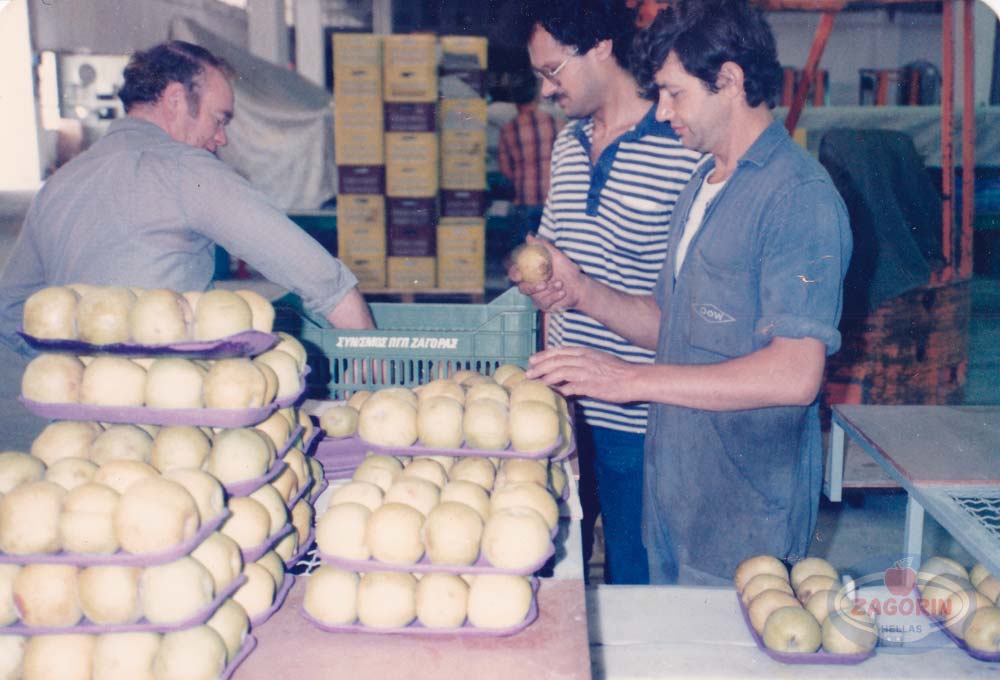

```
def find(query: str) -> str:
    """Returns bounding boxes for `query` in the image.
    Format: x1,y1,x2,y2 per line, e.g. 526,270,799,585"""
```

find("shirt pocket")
684,253,755,359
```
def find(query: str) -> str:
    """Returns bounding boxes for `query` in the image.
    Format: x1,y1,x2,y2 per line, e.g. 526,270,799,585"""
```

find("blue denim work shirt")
643,120,852,584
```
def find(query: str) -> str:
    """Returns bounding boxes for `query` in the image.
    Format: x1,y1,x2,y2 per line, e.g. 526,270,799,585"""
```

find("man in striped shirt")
498,74,561,249
516,0,701,584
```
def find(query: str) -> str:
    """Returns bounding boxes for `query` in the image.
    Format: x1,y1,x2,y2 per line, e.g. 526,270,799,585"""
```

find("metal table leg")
824,421,845,502
904,495,926,566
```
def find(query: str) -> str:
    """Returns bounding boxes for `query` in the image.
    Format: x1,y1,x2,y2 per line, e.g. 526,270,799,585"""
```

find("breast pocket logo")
692,303,735,324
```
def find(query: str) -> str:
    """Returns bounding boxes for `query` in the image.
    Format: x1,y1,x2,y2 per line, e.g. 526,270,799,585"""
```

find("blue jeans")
577,421,649,585
509,204,544,250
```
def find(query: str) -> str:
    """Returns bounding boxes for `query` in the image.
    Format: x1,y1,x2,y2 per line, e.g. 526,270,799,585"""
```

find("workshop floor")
3,191,1000,581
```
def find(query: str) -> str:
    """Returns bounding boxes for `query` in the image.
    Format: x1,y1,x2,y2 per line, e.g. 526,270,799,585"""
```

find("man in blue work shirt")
515,0,852,584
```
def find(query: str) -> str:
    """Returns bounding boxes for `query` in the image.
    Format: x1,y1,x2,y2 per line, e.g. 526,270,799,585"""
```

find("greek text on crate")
335,336,460,350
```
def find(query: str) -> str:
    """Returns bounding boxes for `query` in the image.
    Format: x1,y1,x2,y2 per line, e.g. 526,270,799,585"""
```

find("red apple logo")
885,560,918,596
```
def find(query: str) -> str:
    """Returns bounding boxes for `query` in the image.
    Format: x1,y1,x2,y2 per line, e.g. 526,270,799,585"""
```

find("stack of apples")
917,555,1000,653
734,555,877,656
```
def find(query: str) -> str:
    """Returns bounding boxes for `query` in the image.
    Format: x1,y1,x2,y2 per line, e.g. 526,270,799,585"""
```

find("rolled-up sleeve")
176,150,358,317
754,179,852,355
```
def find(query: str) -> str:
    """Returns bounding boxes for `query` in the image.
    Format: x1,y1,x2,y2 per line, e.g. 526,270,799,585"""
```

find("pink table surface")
232,577,591,680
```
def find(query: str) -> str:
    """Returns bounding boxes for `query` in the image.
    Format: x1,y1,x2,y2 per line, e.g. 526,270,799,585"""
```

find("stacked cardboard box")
384,34,438,289
333,34,387,288
437,36,488,290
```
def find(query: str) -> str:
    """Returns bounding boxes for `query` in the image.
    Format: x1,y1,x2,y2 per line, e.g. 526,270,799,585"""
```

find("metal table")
827,405,1000,574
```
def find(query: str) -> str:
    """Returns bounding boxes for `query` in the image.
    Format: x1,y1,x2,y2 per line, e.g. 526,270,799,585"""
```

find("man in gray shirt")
0,41,373,447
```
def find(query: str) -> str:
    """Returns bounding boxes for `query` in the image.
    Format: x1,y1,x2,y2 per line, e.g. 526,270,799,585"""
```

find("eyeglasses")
533,52,578,84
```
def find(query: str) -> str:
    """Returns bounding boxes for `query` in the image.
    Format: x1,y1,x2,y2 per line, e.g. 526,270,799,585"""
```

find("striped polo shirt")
538,103,702,433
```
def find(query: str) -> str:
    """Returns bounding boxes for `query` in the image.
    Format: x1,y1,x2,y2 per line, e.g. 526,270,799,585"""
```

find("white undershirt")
674,176,727,277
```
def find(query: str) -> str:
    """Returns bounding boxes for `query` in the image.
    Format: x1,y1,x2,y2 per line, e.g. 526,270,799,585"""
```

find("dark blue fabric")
644,121,852,585
509,204,544,250
576,421,649,584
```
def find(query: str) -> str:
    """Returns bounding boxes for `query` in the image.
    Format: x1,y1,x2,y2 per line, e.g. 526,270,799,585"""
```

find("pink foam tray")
286,529,316,568
348,432,569,461
17,328,278,359
274,367,310,409
737,593,875,665
250,573,295,629
241,524,294,564
317,538,555,577
0,510,229,566
0,574,246,635
918,588,1000,662
222,634,258,680
20,397,277,428
299,578,539,637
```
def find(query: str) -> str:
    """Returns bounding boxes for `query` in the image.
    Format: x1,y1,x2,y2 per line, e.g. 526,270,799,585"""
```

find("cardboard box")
439,36,488,69
441,129,486,158
437,253,484,290
440,189,487,218
388,223,436,257
384,35,438,103
344,253,387,289
334,98,384,166
332,33,382,67
437,218,486,258
384,102,436,133
386,132,439,197
388,256,436,289
439,70,486,99
337,165,386,195
387,197,437,230
439,99,487,131
441,154,486,191
333,64,382,99
338,195,386,257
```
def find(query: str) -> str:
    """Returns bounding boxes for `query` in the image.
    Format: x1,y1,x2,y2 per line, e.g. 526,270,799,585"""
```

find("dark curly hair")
119,41,233,114
644,0,783,108
525,0,639,70
630,7,681,100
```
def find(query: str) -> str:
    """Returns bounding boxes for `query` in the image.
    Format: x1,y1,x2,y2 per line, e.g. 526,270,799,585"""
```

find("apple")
790,557,839,591
921,574,974,619
741,573,794,607
796,575,839,604
805,588,852,626
762,606,822,653
970,563,994,590
884,560,918,596
822,608,877,654
977,576,1000,604
734,555,788,593
747,589,801,635
917,556,969,594
963,606,1000,652
942,589,993,639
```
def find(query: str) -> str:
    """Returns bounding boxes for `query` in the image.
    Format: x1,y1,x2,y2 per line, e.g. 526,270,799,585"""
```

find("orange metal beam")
784,11,838,133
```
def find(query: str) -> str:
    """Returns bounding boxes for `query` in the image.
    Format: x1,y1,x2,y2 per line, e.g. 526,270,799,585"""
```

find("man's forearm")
576,277,661,350
325,287,375,329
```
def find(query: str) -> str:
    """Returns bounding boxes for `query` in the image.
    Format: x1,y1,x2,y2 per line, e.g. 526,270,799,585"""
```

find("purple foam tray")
286,529,316,568
224,461,287,498
250,573,295,629
737,593,875,665
0,510,230,566
221,634,258,680
287,477,316,510
317,538,555,577
274,367,310,409
277,425,306,458
299,578,539,637
918,591,1000,662
17,328,278,359
242,524,295,564
309,479,328,504
19,397,276,428
0,573,246,635
302,425,322,455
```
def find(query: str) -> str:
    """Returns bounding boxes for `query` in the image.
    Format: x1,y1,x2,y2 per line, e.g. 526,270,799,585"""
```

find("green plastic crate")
274,288,539,398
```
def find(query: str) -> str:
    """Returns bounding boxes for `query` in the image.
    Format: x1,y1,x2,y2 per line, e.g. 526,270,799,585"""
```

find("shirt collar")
107,116,175,142
737,119,788,169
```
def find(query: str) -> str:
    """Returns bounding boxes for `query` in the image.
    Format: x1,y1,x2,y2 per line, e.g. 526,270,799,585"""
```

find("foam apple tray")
18,327,278,358
300,577,540,638
916,588,1000,662
250,572,297,630
20,366,309,429
736,594,875,665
